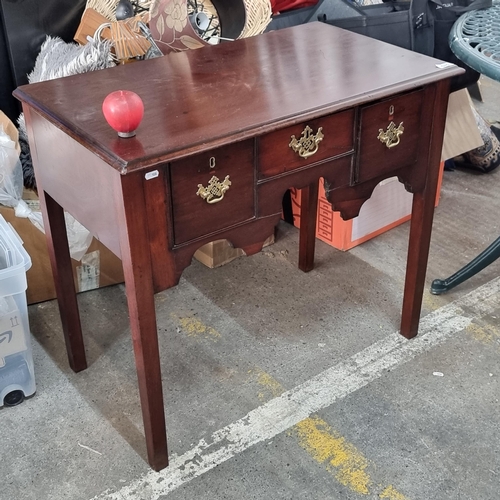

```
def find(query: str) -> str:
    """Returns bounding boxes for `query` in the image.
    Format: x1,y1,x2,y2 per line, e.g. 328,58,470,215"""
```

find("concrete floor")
2,77,500,500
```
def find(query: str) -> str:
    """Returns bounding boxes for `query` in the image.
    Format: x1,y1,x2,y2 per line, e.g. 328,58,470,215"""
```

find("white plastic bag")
0,123,23,205
0,123,92,261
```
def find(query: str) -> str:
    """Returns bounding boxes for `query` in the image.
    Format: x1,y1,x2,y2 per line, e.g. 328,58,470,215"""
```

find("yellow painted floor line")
170,313,221,341
255,368,407,497
293,416,371,495
379,485,409,500
467,321,500,345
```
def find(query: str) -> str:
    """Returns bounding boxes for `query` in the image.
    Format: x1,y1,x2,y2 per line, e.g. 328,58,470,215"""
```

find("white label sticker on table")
145,170,159,180
436,62,455,69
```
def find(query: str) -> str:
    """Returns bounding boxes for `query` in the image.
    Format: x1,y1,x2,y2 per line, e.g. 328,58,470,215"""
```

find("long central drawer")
258,109,355,179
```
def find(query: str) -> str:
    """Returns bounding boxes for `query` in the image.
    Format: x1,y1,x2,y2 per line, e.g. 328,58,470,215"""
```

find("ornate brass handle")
196,175,231,204
289,125,324,159
377,121,404,149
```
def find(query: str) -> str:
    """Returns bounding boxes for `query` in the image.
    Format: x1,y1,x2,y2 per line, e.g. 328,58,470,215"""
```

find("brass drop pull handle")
289,125,324,158
377,121,404,149
196,175,231,204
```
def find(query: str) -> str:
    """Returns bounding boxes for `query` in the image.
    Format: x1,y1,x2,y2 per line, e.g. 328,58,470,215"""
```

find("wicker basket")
239,0,272,38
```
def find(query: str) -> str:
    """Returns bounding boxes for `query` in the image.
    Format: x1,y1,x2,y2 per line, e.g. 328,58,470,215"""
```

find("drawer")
355,90,425,183
258,110,354,179
171,140,255,245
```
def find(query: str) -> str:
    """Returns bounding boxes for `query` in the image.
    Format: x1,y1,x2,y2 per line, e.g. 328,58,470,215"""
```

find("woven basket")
239,0,272,38
86,0,153,21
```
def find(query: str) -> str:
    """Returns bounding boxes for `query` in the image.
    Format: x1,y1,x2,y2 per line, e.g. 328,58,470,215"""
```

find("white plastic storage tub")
0,214,34,407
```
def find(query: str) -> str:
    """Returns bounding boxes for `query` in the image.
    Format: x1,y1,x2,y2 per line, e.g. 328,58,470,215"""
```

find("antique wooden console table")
14,23,462,471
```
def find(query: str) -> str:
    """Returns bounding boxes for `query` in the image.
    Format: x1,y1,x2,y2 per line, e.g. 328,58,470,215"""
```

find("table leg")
400,186,438,339
298,181,319,272
400,79,450,339
118,176,168,471
123,262,169,471
39,191,87,372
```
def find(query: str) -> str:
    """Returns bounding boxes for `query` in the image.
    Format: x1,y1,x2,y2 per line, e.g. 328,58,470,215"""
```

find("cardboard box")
290,162,444,251
0,205,124,304
194,235,275,268
441,88,483,161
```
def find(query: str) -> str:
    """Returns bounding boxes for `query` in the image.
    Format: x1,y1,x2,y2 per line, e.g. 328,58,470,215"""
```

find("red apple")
102,90,144,138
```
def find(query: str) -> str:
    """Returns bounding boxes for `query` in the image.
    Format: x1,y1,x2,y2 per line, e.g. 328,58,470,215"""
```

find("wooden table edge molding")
14,23,463,471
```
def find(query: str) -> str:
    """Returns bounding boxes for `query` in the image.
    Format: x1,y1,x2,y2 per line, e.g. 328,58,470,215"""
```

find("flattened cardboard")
442,89,483,160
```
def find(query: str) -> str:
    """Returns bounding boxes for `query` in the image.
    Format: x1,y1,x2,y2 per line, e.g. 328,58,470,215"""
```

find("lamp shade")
149,0,246,54
102,90,144,138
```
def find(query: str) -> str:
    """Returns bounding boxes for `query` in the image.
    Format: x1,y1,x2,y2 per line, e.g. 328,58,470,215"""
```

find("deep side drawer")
170,140,255,244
